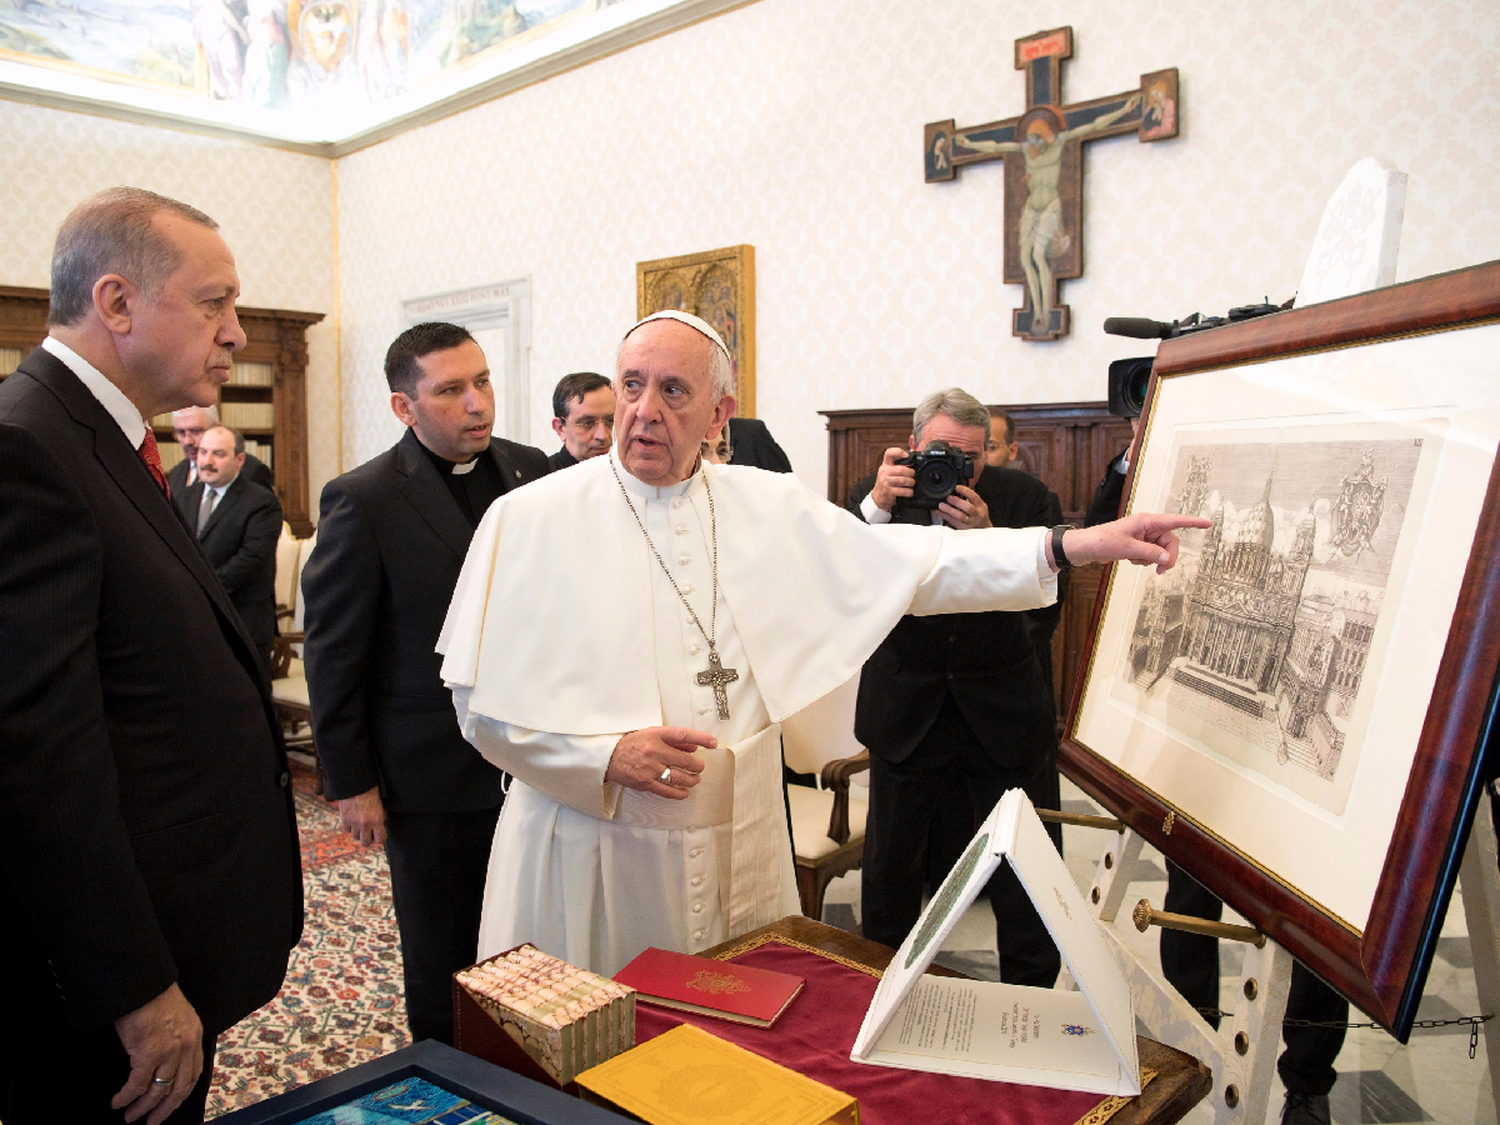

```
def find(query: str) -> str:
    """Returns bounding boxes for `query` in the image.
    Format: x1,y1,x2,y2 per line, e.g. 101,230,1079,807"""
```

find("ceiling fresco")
0,0,724,150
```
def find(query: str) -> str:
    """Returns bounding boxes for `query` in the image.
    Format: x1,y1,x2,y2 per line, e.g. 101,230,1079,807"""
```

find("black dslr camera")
895,441,973,513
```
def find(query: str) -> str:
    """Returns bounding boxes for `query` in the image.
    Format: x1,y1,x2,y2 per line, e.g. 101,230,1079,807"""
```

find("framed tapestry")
636,245,756,416
217,1039,627,1124
1062,261,1500,1039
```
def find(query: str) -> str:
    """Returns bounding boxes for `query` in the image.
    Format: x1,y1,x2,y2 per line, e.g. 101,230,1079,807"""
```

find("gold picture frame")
636,245,755,416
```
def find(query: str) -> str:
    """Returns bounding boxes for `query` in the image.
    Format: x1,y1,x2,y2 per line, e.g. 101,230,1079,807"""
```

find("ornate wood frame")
1061,261,1500,1038
637,244,756,416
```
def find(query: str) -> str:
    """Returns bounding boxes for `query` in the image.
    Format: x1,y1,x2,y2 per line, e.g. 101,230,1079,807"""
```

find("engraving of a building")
1274,593,1376,777
1164,477,1317,715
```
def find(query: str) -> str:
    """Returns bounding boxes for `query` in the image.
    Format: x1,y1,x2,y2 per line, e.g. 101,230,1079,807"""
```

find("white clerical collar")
609,447,702,501
42,336,146,449
451,457,479,475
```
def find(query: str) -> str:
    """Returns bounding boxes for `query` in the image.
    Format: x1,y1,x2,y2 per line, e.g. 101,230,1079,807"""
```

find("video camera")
895,440,974,514
1103,299,1290,418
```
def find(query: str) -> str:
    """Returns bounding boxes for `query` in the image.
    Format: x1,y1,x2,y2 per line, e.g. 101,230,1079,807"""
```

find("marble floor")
821,777,1497,1125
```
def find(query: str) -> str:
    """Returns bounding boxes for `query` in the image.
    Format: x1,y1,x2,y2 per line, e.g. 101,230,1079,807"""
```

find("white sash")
611,723,788,940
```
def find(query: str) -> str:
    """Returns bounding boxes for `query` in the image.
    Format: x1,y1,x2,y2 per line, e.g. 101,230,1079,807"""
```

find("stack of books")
453,944,637,1087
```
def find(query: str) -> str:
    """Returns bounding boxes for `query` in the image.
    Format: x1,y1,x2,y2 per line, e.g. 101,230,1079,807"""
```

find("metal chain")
611,458,719,652
1193,1005,1491,1030
1192,1007,1491,1057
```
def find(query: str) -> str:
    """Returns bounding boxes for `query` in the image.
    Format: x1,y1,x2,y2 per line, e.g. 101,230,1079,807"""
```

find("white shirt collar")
42,336,147,450
609,446,701,502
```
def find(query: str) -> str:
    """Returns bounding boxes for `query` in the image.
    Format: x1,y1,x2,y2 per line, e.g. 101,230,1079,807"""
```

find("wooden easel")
1063,824,1294,1125
1062,808,1500,1125
1060,157,1500,1122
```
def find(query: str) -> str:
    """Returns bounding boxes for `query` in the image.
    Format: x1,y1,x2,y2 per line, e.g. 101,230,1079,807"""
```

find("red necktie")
138,429,171,499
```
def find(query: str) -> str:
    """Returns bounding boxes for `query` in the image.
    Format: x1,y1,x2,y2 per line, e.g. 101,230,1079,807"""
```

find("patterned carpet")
207,760,411,1117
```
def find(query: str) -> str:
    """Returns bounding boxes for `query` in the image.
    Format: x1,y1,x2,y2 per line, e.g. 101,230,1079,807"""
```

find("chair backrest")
1297,156,1406,307
293,527,318,633
781,672,864,778
274,522,301,615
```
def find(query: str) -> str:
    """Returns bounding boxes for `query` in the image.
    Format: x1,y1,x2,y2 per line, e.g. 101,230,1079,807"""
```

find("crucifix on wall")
926,27,1179,341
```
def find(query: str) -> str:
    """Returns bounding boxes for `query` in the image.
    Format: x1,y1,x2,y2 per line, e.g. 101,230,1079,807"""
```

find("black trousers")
383,803,503,1045
1161,860,1348,1095
862,696,1063,986
1,960,216,1124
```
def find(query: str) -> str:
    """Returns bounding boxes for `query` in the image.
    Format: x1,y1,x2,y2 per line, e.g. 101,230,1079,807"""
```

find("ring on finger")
659,766,672,784
152,1076,175,1087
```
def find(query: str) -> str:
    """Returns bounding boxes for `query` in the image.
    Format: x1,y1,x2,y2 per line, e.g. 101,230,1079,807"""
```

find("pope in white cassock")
439,310,1206,976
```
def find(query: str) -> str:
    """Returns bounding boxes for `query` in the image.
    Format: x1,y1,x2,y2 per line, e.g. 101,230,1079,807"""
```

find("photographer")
848,388,1064,985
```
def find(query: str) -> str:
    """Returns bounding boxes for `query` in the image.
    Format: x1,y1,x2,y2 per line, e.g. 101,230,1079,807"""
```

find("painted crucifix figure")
925,27,1179,340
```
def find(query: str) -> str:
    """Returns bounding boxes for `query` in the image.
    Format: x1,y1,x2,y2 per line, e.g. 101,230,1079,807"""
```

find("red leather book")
615,947,805,1028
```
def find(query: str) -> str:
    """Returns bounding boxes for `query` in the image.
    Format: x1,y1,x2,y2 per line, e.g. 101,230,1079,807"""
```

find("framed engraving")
637,245,756,416
1062,261,1500,1038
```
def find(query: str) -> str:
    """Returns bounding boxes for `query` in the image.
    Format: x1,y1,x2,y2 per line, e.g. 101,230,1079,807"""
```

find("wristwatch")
1051,524,1078,569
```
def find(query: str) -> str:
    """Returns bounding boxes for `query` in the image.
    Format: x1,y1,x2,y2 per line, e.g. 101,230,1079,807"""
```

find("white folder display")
851,788,1141,1096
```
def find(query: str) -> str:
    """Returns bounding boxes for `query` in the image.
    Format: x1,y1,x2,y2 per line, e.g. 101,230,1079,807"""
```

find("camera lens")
1126,365,1151,413
919,460,958,495
1108,356,1155,419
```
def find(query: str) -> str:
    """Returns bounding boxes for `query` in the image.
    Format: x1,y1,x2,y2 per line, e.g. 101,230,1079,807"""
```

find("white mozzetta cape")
437,451,1057,974
439,451,1056,733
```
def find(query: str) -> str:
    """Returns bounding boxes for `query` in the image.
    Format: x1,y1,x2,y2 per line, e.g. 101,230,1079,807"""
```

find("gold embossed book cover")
576,1024,858,1125
615,946,804,1027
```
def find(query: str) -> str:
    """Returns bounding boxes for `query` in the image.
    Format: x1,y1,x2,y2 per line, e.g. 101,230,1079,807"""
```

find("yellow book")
575,1023,858,1125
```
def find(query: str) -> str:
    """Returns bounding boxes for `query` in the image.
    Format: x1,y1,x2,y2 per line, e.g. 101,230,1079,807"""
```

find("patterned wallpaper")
331,0,1500,486
0,99,340,505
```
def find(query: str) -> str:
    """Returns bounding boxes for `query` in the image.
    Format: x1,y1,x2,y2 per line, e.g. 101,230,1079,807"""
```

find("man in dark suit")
166,404,273,517
0,187,301,1124
849,388,1063,986
302,322,549,1045
547,371,615,472
726,415,792,472
186,423,283,674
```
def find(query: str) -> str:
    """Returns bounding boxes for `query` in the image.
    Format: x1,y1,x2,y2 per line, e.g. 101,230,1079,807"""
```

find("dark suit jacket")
0,348,301,1036
848,465,1062,767
1086,448,1130,527
168,449,272,521
547,446,579,473
727,417,793,473
302,428,550,814
186,474,284,661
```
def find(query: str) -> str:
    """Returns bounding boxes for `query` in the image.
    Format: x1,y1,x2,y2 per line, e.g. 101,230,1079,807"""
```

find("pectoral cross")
924,26,1179,340
696,649,739,721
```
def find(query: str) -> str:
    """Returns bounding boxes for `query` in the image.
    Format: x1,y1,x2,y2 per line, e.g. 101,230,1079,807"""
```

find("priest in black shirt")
547,371,615,472
301,322,547,1043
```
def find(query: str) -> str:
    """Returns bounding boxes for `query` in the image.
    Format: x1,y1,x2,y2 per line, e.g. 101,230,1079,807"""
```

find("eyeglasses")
569,415,614,433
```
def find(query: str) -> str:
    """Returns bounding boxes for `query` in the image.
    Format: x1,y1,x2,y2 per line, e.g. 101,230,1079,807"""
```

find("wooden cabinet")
0,286,322,535
821,402,1133,727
